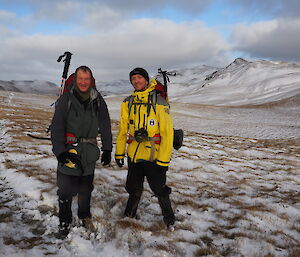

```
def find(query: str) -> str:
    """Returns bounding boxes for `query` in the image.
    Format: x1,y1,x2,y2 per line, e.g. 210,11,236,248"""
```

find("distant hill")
168,58,300,106
0,78,132,97
0,80,59,96
1,58,300,106
96,79,132,96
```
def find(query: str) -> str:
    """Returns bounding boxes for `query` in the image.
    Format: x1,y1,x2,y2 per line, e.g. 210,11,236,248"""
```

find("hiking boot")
80,218,96,233
164,216,175,227
167,223,175,232
57,222,70,239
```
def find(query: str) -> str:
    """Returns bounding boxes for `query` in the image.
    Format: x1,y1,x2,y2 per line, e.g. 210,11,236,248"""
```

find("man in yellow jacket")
115,67,175,228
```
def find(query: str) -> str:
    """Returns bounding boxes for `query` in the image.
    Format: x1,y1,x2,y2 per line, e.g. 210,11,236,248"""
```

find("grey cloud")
83,3,125,29
34,1,82,22
0,10,16,23
231,18,300,62
0,19,229,82
225,0,300,18
3,0,213,20
99,0,213,14
4,0,300,20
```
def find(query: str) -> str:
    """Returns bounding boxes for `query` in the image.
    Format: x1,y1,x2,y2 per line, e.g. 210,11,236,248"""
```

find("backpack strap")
150,90,157,115
94,92,101,114
128,95,134,115
127,91,157,118
67,98,72,112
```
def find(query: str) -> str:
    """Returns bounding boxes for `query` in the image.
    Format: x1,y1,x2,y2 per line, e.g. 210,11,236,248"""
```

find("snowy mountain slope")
1,58,300,107
0,78,132,97
96,79,132,96
94,58,300,106
0,80,59,96
168,58,300,106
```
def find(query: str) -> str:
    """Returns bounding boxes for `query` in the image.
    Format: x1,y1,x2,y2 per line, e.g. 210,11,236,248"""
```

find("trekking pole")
158,68,176,100
57,51,72,97
48,51,72,131
28,51,73,139
157,68,183,150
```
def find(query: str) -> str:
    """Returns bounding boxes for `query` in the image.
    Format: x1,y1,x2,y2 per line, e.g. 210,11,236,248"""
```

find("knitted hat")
129,67,149,83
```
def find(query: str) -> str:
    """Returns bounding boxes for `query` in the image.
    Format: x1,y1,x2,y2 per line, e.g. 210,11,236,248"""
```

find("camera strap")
127,134,161,161
127,134,161,143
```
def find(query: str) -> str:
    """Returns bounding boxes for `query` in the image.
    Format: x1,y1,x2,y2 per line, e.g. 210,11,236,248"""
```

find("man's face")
76,69,91,92
131,74,148,91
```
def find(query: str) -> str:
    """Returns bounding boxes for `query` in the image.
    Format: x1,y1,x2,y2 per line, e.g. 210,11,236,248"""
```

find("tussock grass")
116,219,145,231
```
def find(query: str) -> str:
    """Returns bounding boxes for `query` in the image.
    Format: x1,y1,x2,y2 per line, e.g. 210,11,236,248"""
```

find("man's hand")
57,151,71,164
58,151,83,171
115,158,124,168
101,150,111,166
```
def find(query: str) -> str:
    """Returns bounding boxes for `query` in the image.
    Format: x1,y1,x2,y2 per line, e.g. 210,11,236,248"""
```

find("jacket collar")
70,86,99,102
131,78,156,102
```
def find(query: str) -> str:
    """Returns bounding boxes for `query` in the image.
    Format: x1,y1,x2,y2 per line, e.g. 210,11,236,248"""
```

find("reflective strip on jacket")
115,79,174,167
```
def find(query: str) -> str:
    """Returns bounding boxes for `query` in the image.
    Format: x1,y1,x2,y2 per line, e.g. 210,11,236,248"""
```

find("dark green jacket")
51,87,112,176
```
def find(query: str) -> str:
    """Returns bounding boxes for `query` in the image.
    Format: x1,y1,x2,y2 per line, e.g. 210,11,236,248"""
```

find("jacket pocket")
84,143,100,163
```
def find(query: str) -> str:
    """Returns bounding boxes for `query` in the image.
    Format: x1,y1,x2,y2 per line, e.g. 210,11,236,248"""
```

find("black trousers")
125,160,171,197
124,160,173,220
57,171,94,224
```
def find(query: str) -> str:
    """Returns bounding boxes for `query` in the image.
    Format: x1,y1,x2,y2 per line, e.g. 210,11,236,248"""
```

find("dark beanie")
129,67,149,83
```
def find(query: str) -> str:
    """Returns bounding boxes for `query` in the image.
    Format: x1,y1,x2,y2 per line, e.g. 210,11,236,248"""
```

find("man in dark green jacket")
50,66,112,238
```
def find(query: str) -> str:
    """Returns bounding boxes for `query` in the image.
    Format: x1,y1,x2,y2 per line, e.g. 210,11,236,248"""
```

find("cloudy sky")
0,0,300,83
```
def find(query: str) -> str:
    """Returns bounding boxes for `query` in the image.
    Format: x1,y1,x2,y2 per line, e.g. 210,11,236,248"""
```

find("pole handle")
57,51,72,79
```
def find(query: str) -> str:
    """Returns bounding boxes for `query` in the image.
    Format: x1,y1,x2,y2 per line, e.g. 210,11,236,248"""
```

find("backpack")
128,79,183,150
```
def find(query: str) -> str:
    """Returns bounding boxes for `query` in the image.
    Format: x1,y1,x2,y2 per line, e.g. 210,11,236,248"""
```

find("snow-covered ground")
106,95,300,140
0,87,299,257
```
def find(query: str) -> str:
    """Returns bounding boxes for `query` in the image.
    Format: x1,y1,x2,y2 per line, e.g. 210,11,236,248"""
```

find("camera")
134,128,148,143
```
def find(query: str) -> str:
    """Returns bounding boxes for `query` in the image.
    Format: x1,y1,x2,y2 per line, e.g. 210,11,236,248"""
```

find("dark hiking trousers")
124,160,175,225
57,171,94,224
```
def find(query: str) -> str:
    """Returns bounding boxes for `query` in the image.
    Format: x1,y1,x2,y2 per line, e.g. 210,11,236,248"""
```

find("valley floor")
0,91,299,257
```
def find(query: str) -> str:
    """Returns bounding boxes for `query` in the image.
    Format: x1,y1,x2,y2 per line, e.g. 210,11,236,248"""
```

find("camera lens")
134,128,148,143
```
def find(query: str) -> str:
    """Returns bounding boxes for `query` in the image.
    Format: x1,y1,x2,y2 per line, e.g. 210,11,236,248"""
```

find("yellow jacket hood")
131,78,157,101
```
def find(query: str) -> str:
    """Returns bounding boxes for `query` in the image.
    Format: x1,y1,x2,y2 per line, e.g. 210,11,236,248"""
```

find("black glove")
101,150,111,166
57,151,70,164
115,158,124,168
156,164,168,173
58,151,83,171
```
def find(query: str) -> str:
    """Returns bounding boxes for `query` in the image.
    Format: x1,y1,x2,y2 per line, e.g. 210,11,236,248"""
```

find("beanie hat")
129,67,149,83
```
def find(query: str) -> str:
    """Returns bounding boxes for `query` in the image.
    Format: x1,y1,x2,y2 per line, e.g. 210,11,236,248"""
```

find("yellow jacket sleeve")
115,101,129,159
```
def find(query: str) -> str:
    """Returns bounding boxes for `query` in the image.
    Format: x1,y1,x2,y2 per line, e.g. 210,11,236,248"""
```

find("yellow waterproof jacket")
115,79,174,167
